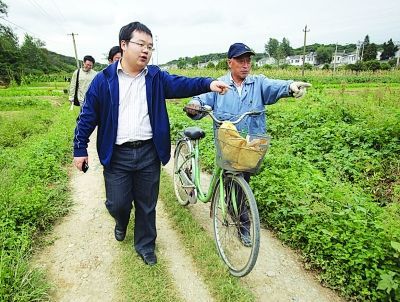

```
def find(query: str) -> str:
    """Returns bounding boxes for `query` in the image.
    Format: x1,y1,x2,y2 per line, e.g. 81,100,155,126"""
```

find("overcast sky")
3,0,400,65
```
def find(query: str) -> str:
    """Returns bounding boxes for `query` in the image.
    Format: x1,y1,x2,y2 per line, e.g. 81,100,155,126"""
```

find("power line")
0,16,38,37
49,0,67,23
0,16,63,46
27,0,66,33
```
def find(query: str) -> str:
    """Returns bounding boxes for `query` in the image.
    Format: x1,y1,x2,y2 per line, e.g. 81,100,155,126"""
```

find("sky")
2,0,400,65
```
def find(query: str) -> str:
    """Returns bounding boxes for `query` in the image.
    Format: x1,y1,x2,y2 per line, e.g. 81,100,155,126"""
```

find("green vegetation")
118,219,184,302
0,84,75,301
167,72,400,301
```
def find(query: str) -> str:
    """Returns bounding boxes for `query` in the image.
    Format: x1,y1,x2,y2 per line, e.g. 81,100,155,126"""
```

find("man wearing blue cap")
186,42,311,246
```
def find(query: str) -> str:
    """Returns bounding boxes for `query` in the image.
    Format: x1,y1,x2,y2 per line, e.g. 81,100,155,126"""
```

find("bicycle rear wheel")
173,139,195,206
212,173,260,277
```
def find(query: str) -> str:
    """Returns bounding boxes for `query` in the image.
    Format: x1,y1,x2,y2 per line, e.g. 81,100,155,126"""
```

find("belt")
117,139,152,149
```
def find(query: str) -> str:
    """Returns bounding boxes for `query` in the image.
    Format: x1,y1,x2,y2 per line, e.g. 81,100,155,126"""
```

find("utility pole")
333,42,338,72
155,35,159,65
360,42,365,62
356,40,362,62
302,25,310,76
68,33,80,69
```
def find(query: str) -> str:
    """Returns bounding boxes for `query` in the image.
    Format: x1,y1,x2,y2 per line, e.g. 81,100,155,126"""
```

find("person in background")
72,21,229,266
186,42,311,246
108,46,122,63
69,55,97,106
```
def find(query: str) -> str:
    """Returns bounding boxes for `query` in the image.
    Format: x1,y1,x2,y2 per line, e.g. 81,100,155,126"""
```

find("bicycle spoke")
212,174,260,277
173,140,194,206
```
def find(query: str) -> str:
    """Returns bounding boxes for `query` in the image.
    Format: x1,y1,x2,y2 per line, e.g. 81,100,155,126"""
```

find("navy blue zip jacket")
73,62,213,167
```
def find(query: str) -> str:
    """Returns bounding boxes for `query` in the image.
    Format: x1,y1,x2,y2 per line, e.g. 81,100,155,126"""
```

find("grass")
116,219,184,302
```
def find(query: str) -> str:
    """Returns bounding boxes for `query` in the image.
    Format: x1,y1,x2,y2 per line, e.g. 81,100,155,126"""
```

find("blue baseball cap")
228,43,255,59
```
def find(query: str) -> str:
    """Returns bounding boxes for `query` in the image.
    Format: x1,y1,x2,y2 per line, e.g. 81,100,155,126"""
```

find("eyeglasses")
128,40,155,52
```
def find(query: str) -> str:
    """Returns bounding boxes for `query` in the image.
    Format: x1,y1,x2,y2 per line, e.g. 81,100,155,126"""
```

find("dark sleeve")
73,76,100,157
162,71,213,99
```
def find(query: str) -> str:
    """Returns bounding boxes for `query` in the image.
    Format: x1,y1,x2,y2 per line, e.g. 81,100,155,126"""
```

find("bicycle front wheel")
212,173,260,277
173,139,195,206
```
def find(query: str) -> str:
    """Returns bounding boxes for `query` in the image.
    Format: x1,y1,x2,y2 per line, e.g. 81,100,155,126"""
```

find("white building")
256,56,276,67
286,52,317,66
331,51,359,65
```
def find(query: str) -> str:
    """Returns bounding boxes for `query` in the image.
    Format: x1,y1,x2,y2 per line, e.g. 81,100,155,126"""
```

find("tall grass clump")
0,93,75,301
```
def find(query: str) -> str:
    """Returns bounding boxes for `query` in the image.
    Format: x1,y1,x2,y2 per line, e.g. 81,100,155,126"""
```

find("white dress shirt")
115,61,152,145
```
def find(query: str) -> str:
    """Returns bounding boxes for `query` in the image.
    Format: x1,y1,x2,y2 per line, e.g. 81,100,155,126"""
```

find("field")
167,69,400,301
0,69,399,301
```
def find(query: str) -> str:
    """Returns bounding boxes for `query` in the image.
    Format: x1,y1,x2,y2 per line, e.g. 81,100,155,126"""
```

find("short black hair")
108,46,121,61
83,55,95,64
119,21,152,46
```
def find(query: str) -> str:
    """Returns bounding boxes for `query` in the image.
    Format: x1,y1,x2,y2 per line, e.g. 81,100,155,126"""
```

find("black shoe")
138,251,157,266
238,229,252,247
114,224,126,241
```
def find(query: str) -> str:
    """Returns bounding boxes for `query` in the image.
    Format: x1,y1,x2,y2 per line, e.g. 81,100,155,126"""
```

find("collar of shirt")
229,72,248,88
117,60,148,78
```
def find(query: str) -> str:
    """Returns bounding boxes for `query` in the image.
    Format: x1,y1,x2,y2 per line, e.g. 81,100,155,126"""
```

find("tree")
265,38,279,58
206,61,215,69
364,60,380,72
0,0,7,16
0,1,21,85
176,58,187,69
316,46,333,64
346,61,363,73
363,43,377,61
20,34,48,73
265,38,290,67
380,39,398,60
190,56,200,67
281,37,293,57
363,35,370,46
215,59,227,70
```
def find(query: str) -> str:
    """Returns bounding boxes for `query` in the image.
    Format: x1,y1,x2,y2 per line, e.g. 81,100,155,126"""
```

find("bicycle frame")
176,134,241,219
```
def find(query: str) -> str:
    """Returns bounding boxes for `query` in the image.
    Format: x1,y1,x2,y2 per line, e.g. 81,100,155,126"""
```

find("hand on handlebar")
184,103,202,116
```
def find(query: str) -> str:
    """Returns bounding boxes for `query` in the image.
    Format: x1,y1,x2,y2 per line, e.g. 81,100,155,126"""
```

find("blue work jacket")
192,73,292,134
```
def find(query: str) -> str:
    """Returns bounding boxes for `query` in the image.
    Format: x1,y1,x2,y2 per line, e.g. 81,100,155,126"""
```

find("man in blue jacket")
73,21,229,266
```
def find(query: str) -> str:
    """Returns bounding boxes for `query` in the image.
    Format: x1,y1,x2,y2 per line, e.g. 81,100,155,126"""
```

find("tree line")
264,35,398,66
166,35,398,70
0,1,107,85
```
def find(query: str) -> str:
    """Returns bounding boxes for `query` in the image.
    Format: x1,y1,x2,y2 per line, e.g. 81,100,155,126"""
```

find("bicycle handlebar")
184,104,264,125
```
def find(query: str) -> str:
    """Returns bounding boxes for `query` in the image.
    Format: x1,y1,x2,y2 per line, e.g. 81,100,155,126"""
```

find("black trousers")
103,142,160,254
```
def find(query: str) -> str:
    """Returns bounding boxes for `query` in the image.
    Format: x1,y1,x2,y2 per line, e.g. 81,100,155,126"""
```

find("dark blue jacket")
73,63,213,167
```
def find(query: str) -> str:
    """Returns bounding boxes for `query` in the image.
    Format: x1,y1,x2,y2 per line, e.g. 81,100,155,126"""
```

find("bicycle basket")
215,122,270,173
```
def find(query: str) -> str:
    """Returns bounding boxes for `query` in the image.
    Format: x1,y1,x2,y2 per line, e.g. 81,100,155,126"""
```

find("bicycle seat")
184,127,205,140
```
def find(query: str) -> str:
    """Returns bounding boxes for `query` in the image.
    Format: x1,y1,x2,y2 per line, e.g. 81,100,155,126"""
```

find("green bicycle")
173,105,270,277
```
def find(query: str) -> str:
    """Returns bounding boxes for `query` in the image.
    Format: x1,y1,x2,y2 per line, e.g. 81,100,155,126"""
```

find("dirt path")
33,134,119,301
33,137,344,302
33,136,213,302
